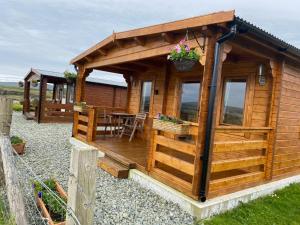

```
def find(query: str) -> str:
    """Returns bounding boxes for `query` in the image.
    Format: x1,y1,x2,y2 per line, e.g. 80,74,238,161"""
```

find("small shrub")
12,102,23,112
10,136,23,145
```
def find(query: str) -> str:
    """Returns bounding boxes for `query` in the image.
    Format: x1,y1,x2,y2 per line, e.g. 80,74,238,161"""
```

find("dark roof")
234,16,300,57
25,68,127,87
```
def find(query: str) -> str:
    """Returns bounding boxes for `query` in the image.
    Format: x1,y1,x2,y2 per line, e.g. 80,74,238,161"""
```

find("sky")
1,0,300,82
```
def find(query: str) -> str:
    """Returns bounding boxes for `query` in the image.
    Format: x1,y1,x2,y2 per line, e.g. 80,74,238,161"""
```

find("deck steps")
98,156,130,179
104,149,136,169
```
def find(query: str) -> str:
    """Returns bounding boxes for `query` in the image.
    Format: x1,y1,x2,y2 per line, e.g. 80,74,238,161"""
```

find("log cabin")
70,10,300,202
23,68,127,123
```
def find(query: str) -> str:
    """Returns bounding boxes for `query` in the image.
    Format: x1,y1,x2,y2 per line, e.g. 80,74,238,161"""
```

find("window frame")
177,78,201,123
219,76,249,126
139,80,154,114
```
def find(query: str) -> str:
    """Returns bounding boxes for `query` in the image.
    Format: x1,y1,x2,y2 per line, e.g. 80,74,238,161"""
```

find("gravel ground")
11,112,195,225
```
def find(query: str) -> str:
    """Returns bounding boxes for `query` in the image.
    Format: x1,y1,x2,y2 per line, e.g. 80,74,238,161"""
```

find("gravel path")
11,112,195,225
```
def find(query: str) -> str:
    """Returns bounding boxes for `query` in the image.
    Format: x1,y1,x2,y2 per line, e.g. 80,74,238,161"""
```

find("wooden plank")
154,135,196,156
98,157,129,179
154,151,194,176
78,115,88,123
211,156,266,172
77,124,88,133
209,171,265,192
214,140,268,152
215,126,272,133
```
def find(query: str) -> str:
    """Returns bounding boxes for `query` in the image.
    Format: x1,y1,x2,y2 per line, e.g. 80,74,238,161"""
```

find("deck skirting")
129,169,300,219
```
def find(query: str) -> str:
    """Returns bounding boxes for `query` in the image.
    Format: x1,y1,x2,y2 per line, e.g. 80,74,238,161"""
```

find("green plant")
167,39,201,61
0,197,15,225
157,113,183,124
64,70,77,81
10,136,23,145
33,179,66,222
12,102,23,112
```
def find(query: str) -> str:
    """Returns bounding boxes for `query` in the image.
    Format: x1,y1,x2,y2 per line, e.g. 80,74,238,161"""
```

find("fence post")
0,97,13,136
66,146,97,225
0,97,28,225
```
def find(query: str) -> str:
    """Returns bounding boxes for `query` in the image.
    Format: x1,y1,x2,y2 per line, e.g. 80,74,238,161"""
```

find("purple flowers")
38,191,42,198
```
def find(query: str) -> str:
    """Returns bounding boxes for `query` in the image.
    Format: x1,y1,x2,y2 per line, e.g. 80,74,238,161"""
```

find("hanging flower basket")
18,81,24,87
153,114,190,135
64,70,77,84
31,81,38,87
173,59,198,72
168,39,201,72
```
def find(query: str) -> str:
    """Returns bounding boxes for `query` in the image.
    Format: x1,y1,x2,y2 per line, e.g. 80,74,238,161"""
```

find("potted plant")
73,102,87,113
10,136,26,155
31,80,39,87
153,113,190,135
33,179,67,225
64,70,77,84
167,39,201,72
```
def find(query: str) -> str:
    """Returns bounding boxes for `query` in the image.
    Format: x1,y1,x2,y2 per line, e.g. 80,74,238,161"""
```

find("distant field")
0,85,39,101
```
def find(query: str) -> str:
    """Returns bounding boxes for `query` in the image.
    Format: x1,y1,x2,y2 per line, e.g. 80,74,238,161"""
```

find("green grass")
12,102,23,111
0,197,15,225
199,183,300,225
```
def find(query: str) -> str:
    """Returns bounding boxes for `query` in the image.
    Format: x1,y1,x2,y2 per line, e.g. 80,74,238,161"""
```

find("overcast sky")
1,0,300,82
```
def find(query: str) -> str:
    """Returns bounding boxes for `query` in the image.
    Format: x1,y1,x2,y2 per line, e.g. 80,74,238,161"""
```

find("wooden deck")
94,136,149,170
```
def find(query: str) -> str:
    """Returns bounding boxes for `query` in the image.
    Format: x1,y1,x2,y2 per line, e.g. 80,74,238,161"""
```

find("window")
179,81,200,122
140,81,152,113
221,78,247,125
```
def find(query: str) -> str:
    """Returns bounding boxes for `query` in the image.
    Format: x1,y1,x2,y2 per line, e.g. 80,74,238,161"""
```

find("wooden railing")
208,126,272,197
73,106,126,142
43,102,73,122
148,124,199,199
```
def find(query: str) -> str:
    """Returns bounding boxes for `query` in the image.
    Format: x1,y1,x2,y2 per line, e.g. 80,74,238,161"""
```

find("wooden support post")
66,147,97,225
146,130,158,171
75,67,92,103
0,97,28,225
23,81,30,114
265,60,284,180
87,107,97,142
0,97,13,136
192,36,216,196
38,77,48,123
73,112,79,138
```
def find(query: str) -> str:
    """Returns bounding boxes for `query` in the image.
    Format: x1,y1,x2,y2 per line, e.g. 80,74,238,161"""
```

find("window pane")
140,81,152,112
222,79,246,125
180,82,200,122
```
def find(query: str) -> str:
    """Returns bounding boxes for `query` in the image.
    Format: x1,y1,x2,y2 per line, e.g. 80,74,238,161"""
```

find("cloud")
1,0,300,82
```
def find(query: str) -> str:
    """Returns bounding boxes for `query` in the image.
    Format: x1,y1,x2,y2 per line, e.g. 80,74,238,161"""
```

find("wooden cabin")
23,68,127,123
70,10,300,201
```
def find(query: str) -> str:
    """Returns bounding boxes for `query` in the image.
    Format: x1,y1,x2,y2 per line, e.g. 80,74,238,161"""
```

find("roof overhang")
70,10,235,65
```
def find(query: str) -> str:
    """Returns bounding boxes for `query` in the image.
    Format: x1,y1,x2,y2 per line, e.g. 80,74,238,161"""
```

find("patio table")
110,112,135,136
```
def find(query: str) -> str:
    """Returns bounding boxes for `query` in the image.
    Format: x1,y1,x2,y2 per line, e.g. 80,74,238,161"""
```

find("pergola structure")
70,10,300,201
23,68,127,123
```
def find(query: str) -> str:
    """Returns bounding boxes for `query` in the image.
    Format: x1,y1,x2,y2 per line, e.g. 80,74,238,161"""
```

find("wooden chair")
97,108,113,136
120,113,147,142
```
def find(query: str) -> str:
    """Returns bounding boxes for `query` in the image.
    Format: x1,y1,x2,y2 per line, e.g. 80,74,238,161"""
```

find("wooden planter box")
36,181,67,225
153,119,190,135
12,142,26,155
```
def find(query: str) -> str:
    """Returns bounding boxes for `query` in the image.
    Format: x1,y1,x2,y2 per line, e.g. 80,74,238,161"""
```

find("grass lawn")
0,197,14,225
199,183,300,225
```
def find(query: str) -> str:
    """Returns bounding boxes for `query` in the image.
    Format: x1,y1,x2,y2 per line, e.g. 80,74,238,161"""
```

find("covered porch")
71,10,281,201
23,69,74,123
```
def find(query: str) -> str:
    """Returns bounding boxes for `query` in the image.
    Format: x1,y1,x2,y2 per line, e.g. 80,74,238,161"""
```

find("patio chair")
97,108,113,137
120,113,147,142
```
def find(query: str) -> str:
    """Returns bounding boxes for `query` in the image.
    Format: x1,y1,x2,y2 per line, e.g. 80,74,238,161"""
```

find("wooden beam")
134,36,146,46
214,140,268,152
75,66,92,102
96,49,107,56
161,32,174,43
86,39,200,69
211,156,266,172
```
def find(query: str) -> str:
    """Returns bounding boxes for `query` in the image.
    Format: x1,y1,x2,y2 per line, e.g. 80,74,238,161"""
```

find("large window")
140,81,152,113
221,78,247,125
179,81,200,122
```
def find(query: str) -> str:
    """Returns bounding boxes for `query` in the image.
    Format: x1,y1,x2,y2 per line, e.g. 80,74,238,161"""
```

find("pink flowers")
175,44,181,53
